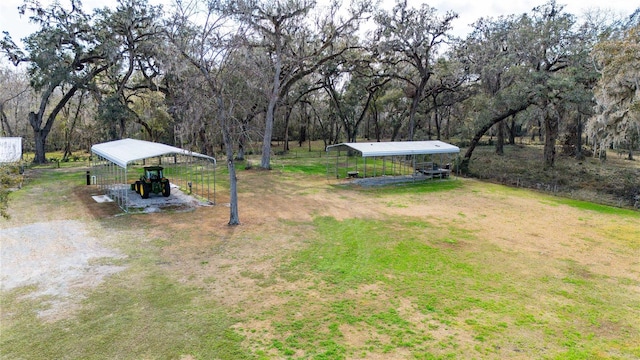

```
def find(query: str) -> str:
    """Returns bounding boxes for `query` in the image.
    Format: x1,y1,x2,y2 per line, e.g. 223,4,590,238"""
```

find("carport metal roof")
326,141,460,157
91,138,216,168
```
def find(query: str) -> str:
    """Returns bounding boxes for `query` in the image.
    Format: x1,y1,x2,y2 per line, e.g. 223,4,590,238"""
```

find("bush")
0,164,23,219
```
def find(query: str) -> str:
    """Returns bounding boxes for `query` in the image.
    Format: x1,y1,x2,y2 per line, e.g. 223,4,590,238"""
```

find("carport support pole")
412,155,416,177
363,157,366,178
213,160,218,205
125,166,129,212
373,156,376,177
181,155,185,192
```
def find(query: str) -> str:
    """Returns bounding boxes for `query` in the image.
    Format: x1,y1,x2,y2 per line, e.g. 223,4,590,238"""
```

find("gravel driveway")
110,184,211,213
0,220,125,319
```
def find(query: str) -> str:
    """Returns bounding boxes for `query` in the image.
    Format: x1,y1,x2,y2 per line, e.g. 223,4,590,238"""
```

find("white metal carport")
326,141,460,181
91,138,216,212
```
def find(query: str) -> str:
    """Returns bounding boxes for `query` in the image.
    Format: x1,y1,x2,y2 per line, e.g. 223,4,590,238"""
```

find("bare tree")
374,0,457,141
223,0,370,169
165,0,245,225
0,68,32,137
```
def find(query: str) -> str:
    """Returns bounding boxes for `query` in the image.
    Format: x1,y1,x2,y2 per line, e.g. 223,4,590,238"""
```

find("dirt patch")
75,186,123,219
0,220,126,320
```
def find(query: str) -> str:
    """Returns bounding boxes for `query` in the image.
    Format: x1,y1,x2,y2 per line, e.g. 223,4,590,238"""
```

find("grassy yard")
1,155,639,359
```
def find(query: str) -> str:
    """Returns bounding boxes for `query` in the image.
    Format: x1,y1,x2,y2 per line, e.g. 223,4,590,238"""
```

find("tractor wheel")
134,181,141,194
141,182,150,199
162,181,171,197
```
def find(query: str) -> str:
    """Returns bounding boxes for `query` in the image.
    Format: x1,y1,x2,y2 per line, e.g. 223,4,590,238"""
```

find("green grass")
551,197,640,217
23,167,87,187
280,160,329,175
5,167,92,222
361,178,463,195
263,216,640,358
1,273,249,359
269,217,502,357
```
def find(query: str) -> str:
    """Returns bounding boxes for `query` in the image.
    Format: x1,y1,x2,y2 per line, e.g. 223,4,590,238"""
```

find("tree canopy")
588,21,640,156
1,0,638,172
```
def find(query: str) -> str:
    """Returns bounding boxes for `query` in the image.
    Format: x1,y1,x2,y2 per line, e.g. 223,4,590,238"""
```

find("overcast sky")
1,0,637,48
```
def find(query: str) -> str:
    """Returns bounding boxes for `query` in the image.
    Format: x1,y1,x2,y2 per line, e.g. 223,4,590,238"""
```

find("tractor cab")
145,167,163,180
131,166,171,198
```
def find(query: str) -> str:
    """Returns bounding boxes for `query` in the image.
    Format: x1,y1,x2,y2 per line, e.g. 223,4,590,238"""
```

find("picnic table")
415,163,450,178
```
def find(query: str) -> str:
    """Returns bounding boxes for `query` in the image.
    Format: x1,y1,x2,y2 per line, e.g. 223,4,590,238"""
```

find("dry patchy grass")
1,161,639,359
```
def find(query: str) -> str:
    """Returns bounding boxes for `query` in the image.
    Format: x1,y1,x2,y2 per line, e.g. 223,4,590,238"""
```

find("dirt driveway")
0,220,125,320
0,178,200,321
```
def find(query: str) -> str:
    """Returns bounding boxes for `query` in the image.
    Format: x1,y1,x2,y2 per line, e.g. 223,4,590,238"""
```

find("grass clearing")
550,197,640,217
1,272,249,359
2,157,639,359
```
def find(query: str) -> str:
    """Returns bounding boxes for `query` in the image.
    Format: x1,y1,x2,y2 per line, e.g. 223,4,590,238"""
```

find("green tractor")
131,166,171,199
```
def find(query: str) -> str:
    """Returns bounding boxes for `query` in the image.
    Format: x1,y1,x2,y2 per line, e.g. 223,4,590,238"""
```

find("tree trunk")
298,125,306,147
575,115,584,160
29,111,49,164
283,105,292,152
408,79,427,141
298,104,307,147
508,117,516,145
33,129,47,164
538,118,543,142
0,104,14,137
431,96,441,140
461,101,532,173
496,120,504,155
219,99,239,226
427,110,432,140
444,109,450,140
261,39,283,170
62,93,84,161
391,121,401,141
236,118,250,161
261,93,277,169
63,129,72,161
543,108,559,168
225,147,240,225
408,93,420,140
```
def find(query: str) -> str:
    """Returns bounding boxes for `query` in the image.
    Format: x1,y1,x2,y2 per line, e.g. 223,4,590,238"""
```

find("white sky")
0,0,637,48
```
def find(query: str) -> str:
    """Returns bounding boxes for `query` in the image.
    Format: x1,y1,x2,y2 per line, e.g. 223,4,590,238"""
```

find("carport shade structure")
326,140,460,180
91,138,216,212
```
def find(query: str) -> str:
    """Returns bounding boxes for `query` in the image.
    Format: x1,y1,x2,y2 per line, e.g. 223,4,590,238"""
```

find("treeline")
1,0,639,169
